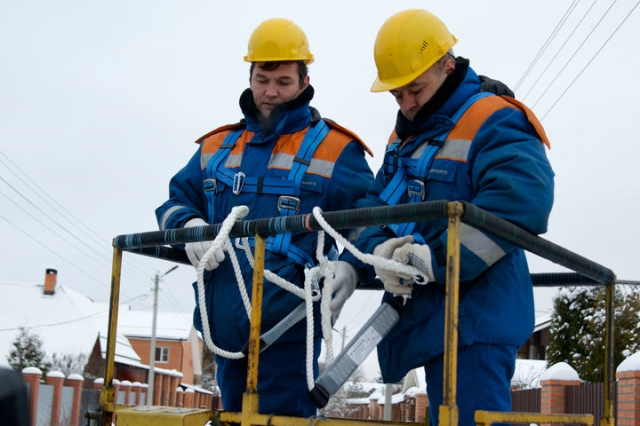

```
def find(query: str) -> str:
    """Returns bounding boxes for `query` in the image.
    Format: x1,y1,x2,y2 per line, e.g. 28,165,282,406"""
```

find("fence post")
616,351,640,426
176,387,184,407
112,379,121,404
46,370,65,426
120,380,131,405
414,392,428,423
539,362,581,417
184,388,195,408
66,374,84,426
21,367,42,426
93,378,103,391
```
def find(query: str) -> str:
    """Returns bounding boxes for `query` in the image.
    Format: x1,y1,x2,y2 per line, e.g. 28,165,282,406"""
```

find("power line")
520,0,599,103
539,0,640,120
514,0,582,93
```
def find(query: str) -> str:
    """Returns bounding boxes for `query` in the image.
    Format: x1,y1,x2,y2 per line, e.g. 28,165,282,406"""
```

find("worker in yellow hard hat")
342,9,555,426
156,18,374,416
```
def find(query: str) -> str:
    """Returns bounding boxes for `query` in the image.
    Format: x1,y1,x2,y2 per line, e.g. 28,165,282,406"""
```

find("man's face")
250,62,309,118
389,58,454,121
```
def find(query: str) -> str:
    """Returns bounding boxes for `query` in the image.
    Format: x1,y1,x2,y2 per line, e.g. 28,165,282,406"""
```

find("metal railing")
104,200,617,426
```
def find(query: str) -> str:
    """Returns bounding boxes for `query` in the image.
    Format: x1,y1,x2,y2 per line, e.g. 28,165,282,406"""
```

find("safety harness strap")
381,92,494,237
270,119,331,265
205,120,333,266
204,129,244,225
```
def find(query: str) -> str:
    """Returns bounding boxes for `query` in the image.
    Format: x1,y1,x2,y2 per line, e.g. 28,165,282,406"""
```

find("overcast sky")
2,1,639,368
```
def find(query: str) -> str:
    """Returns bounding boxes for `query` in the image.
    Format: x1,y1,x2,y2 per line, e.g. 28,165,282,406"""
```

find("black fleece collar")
239,85,315,132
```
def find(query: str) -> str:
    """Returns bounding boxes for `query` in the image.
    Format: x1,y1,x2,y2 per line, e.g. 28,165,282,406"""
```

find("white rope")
226,239,252,316
311,206,425,279
196,205,249,359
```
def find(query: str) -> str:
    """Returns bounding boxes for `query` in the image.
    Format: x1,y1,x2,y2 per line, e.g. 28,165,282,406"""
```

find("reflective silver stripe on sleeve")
160,205,187,231
435,139,472,161
459,222,506,267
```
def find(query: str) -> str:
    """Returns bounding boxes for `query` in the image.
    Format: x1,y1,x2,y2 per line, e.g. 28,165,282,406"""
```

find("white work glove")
184,218,226,271
374,236,434,295
373,235,416,296
324,261,357,322
392,243,434,284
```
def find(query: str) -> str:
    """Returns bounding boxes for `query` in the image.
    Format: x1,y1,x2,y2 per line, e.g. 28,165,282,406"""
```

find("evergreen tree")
7,327,51,375
547,285,640,382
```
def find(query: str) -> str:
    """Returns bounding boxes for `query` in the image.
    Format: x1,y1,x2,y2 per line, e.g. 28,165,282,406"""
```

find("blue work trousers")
216,337,321,417
424,343,518,425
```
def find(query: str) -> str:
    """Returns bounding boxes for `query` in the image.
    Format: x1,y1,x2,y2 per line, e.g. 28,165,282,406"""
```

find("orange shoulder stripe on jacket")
324,118,374,157
448,96,550,149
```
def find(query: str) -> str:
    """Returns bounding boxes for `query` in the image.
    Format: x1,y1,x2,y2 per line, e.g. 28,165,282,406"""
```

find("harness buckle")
203,178,217,193
407,179,425,200
278,195,300,214
232,172,246,195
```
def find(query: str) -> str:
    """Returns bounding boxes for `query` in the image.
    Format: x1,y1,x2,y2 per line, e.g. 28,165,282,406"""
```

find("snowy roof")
0,276,195,370
97,333,143,367
0,280,106,364
114,308,193,340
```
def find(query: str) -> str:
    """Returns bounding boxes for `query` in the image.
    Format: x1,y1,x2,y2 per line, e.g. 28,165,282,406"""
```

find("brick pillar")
120,380,131,405
370,398,379,420
67,374,84,426
415,392,428,423
162,374,172,406
153,373,163,405
112,379,121,404
169,374,181,406
540,362,581,417
93,378,103,391
46,370,65,426
184,388,195,408
131,382,142,405
176,387,184,407
22,367,42,426
616,351,640,426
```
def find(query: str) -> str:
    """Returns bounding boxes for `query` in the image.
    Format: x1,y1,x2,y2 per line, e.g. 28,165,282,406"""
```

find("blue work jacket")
352,67,555,382
156,86,374,352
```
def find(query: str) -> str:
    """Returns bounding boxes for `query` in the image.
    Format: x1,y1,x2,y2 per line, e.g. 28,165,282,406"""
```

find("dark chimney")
44,269,57,295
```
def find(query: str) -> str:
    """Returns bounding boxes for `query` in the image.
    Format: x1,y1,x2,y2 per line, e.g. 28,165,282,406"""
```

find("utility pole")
147,265,178,405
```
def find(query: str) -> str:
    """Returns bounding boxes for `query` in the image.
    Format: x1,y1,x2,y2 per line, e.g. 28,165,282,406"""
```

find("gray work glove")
373,235,416,296
324,261,357,322
184,218,226,271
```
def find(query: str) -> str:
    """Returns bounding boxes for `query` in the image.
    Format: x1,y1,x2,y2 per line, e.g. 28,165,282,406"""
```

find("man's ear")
301,75,310,90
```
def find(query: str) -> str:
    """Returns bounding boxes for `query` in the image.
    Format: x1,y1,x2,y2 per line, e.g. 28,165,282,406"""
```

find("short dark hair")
249,61,308,88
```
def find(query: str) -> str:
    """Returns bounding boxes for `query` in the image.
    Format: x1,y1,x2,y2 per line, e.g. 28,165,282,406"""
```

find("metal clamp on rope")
407,179,425,200
277,195,300,213
232,171,245,194
203,178,217,193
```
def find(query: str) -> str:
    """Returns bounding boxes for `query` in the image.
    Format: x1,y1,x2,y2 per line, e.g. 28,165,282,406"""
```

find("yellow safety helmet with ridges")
371,9,457,92
244,18,314,64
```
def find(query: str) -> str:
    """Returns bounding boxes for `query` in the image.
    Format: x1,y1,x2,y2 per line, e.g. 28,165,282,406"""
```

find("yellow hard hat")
371,9,457,92
244,18,314,64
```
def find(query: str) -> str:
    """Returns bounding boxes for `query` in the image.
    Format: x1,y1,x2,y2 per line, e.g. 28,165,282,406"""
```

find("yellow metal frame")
102,201,617,426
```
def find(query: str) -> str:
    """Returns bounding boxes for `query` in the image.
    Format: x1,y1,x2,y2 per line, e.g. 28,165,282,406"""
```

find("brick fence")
345,351,640,424
21,368,218,426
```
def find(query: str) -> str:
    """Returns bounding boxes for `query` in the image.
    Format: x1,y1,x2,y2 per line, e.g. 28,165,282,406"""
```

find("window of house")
155,346,169,363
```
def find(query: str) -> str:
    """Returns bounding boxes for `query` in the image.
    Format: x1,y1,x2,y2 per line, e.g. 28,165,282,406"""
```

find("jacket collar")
239,85,315,141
